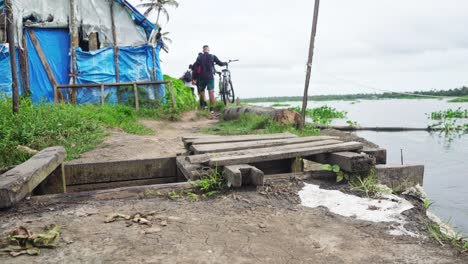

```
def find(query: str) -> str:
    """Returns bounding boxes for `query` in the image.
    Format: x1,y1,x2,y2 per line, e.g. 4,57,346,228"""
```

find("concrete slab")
376,165,424,191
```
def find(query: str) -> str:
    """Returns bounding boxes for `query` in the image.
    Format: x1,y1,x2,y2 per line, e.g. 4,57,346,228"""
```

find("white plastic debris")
299,183,418,237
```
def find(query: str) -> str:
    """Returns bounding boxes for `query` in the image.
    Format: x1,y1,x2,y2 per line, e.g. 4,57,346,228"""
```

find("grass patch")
427,222,468,253
203,113,320,137
290,106,347,125
0,99,157,167
448,97,468,103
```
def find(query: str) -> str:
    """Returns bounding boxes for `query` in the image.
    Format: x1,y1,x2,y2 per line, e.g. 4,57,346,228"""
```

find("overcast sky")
131,0,468,98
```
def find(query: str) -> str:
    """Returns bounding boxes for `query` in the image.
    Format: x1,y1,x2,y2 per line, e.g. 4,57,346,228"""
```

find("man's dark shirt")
193,53,226,81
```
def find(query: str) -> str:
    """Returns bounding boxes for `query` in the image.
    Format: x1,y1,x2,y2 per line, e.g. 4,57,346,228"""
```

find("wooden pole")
69,0,79,104
28,29,59,103
110,2,120,83
133,83,139,111
169,81,177,112
5,0,19,113
300,0,320,130
19,27,30,96
100,84,105,106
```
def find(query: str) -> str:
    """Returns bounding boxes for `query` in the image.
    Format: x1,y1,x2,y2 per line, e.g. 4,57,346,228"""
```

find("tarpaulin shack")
0,0,165,104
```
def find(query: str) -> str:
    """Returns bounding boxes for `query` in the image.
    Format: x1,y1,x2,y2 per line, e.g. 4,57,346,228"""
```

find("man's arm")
213,55,227,66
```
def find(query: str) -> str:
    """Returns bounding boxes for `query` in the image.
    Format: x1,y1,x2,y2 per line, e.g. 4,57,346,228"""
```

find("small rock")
312,241,321,249
160,220,168,227
258,223,267,229
368,205,380,211
144,227,162,234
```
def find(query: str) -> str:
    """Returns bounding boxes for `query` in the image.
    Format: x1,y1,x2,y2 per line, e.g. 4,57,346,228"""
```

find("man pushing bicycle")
192,45,227,114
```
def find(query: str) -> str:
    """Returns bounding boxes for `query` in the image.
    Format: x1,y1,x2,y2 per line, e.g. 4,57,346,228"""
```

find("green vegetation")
271,103,291,107
428,108,468,134
448,96,468,103
290,106,347,125
163,75,197,112
430,108,468,120
427,223,468,253
0,75,197,168
203,113,320,137
243,86,468,103
194,166,227,198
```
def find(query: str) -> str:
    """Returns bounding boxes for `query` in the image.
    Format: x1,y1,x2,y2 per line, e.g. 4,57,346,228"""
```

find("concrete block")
225,165,264,188
363,148,387,165
0,147,66,208
376,164,424,191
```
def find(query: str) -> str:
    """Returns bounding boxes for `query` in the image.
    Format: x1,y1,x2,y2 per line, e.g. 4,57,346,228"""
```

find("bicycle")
216,59,239,105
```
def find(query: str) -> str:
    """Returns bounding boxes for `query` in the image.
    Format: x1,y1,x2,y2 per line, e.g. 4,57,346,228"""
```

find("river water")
256,99,468,234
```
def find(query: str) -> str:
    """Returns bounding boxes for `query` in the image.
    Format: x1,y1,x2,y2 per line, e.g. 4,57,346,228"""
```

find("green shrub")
290,106,347,125
203,113,320,137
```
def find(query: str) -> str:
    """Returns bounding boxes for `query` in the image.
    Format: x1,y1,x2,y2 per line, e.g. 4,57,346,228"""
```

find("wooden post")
5,0,19,113
69,0,79,104
19,27,30,96
152,46,158,99
300,0,320,130
169,81,177,112
133,83,139,111
110,2,120,83
101,84,105,105
28,29,59,103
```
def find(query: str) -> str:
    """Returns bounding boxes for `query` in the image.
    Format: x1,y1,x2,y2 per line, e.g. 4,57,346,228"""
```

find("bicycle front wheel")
224,79,235,105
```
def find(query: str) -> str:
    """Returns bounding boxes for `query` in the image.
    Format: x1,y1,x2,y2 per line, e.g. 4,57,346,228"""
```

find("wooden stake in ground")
300,0,321,130
69,0,79,104
5,0,19,113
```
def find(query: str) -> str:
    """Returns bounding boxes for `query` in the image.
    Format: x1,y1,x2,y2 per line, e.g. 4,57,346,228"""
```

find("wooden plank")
191,136,338,154
28,29,59,102
188,139,343,164
208,141,363,167
67,177,177,193
30,182,195,205
188,133,297,146
65,157,177,185
0,147,66,208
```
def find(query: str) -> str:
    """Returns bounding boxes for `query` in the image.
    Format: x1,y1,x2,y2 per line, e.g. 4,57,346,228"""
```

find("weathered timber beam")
0,147,66,208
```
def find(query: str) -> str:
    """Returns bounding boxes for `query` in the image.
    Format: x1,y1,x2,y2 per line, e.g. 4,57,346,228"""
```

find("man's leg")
207,80,216,113
198,80,207,109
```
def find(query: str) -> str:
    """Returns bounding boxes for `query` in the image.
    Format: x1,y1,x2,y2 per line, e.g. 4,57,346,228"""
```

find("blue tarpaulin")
0,0,164,104
0,44,22,97
25,28,70,103
76,45,164,104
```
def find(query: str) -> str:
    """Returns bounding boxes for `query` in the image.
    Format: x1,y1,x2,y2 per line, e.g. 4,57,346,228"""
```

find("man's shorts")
197,79,215,92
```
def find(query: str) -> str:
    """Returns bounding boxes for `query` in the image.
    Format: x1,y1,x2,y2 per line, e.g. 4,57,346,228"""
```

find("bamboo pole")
5,0,19,113
69,0,79,104
300,0,320,130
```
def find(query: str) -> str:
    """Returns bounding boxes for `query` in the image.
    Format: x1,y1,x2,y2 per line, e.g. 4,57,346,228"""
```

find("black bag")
183,70,192,82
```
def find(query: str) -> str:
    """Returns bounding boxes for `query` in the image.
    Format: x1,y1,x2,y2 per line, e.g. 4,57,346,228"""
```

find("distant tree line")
242,87,468,103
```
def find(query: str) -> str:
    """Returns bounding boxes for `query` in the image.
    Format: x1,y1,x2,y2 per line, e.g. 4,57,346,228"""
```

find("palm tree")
138,0,179,25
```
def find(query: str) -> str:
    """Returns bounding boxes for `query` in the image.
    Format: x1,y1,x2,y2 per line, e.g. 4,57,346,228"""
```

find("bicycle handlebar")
228,59,239,63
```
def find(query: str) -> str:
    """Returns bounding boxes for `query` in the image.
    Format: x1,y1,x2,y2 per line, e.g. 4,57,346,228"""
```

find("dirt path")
1,187,466,264
73,112,217,163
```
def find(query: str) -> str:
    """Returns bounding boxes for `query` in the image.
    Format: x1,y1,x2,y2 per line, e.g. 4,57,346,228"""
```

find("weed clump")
203,113,320,137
